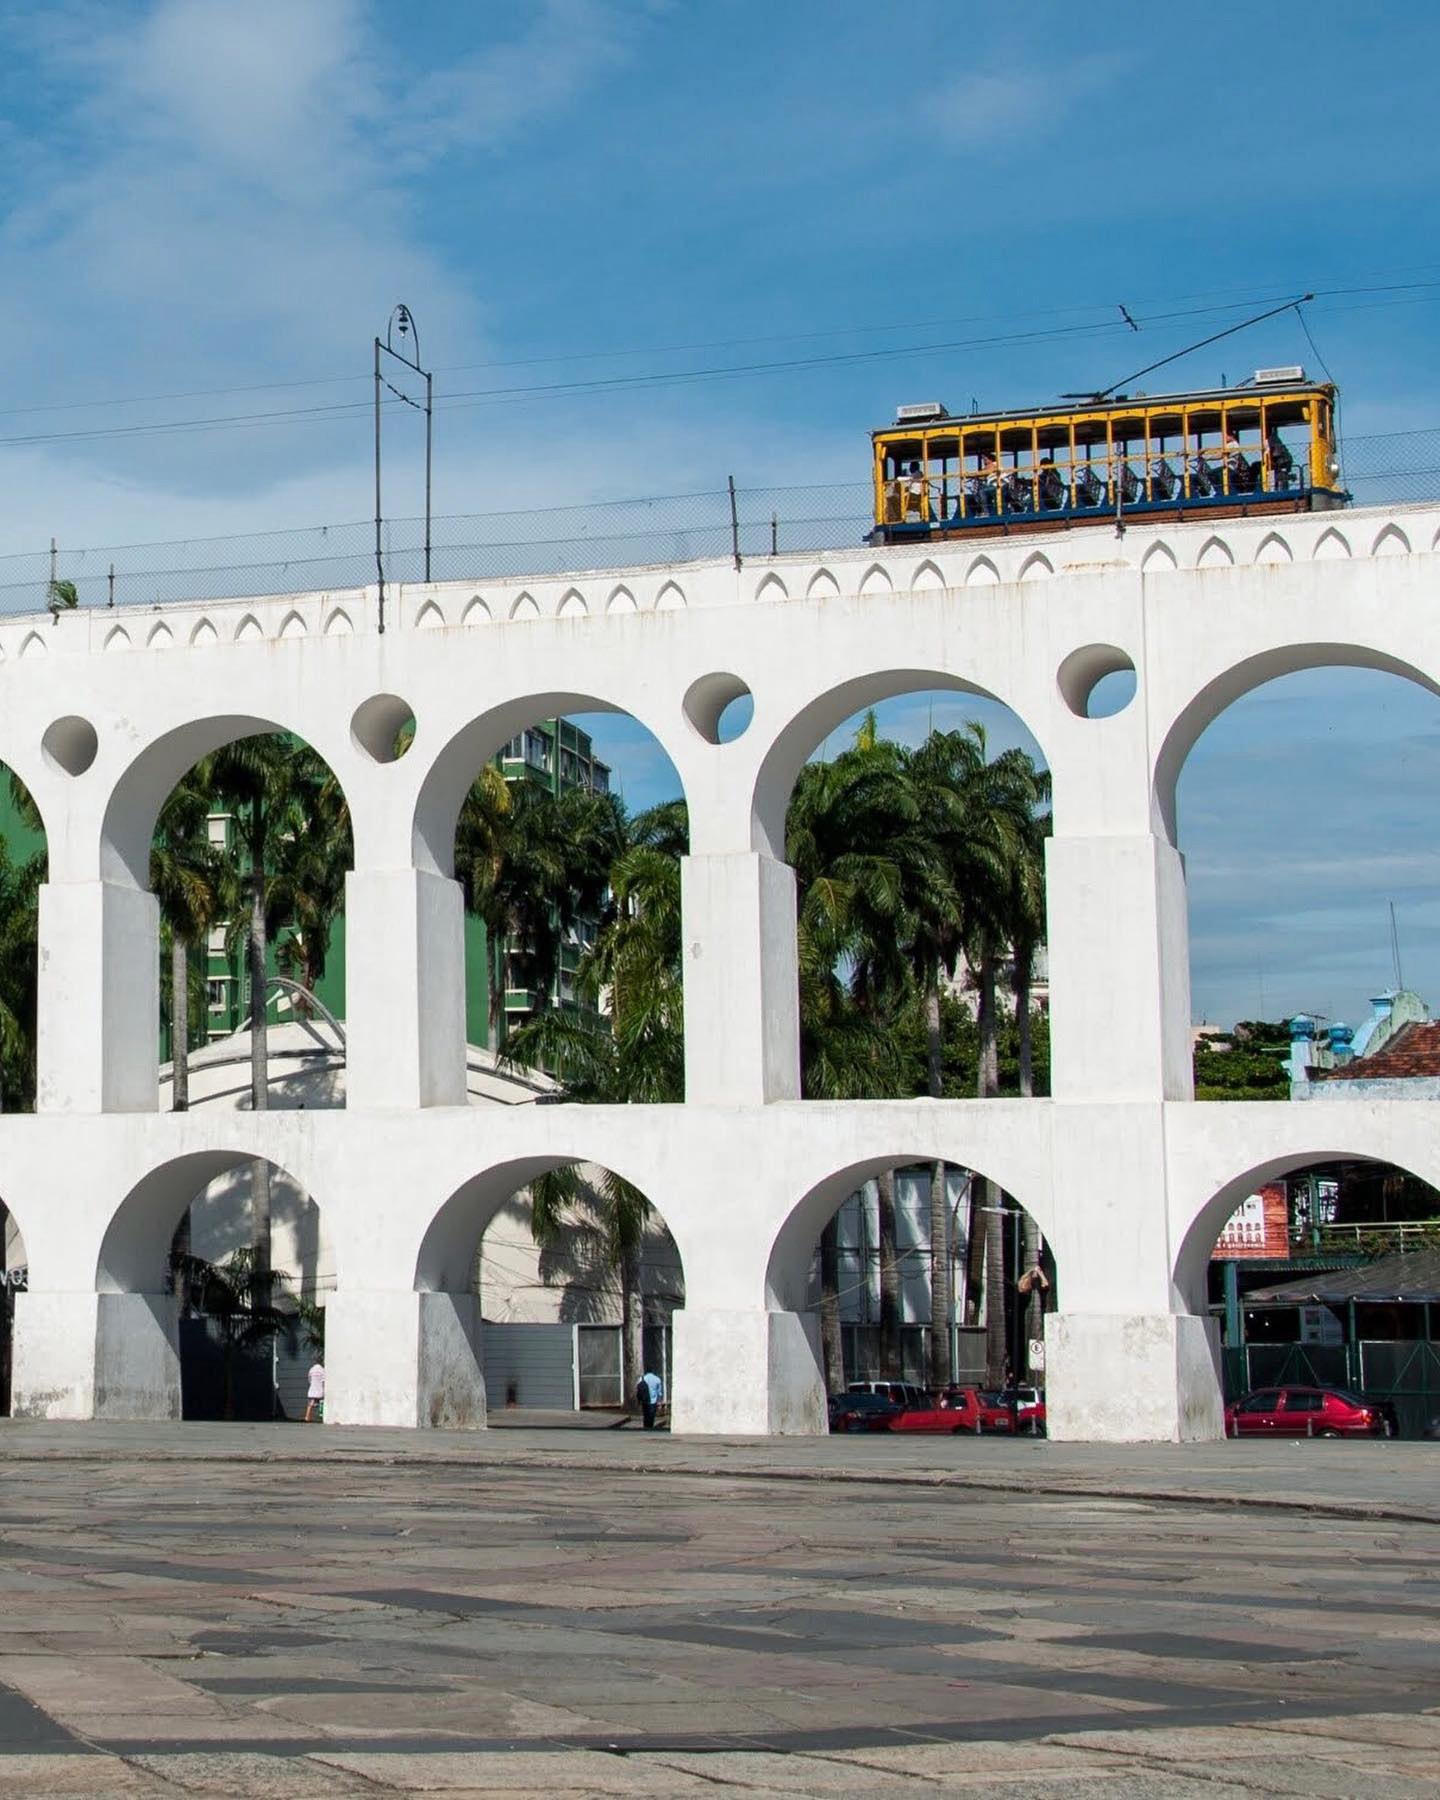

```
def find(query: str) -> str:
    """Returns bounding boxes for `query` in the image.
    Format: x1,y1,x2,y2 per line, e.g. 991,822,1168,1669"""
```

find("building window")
207,979,227,1013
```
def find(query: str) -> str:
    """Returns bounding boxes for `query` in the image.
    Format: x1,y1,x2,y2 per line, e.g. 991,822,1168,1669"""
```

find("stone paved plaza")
1,1426,1438,1796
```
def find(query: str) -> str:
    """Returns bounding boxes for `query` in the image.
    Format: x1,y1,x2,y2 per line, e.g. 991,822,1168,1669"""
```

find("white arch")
605,585,637,615
806,568,840,601
1018,551,1054,582
189,618,218,647
557,589,588,619
1253,532,1292,565
858,563,893,597
1196,535,1233,569
965,555,1000,587
910,559,944,592
755,573,788,604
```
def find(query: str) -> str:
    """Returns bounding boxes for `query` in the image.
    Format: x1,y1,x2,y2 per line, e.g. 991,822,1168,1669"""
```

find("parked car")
1225,1387,1393,1438
984,1388,1048,1435
847,1380,929,1408
887,1387,1016,1435
829,1391,902,1433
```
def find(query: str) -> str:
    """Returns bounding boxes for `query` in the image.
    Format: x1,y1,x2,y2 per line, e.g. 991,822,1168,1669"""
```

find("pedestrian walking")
636,1368,663,1429
304,1360,325,1423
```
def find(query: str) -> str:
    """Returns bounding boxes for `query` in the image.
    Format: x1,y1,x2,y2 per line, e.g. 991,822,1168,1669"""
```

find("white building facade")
2,503,1437,1440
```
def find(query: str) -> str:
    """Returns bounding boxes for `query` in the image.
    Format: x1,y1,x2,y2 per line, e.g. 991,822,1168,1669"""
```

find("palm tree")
150,775,224,1114
788,720,920,1383
460,779,624,1052
171,1247,295,1421
948,740,1048,1387
206,736,340,1289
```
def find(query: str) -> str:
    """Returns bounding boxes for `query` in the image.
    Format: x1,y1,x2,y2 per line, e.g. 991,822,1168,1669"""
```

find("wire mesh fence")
0,428,1433,618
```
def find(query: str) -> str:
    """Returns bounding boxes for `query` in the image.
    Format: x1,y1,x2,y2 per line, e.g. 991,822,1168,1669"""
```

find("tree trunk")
928,1159,951,1391
621,1240,644,1409
1015,946,1033,1100
247,851,272,1331
1014,954,1044,1367
923,982,951,1389
985,1199,1009,1389
877,1168,902,1380
964,1175,988,1329
1022,1211,1045,1369
819,1216,844,1393
977,948,999,1099
172,934,190,1113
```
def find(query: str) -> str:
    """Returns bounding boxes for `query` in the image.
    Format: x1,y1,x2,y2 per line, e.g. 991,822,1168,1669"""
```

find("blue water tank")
1289,1014,1316,1039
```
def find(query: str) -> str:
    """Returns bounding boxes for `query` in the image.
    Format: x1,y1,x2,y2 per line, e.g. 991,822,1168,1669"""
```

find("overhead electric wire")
0,268,1434,423
0,277,1434,451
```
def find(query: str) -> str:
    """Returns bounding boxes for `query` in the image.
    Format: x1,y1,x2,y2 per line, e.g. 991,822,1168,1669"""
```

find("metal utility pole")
373,303,434,635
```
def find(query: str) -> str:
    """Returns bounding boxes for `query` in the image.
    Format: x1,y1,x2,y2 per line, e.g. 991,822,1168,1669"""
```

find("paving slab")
0,1437,1437,1794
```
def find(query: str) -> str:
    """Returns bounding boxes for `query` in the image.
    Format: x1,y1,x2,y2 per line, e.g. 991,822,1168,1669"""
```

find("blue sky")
1,1,1437,1028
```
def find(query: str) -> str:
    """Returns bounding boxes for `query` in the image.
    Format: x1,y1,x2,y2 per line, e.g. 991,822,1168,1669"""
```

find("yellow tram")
870,371,1344,542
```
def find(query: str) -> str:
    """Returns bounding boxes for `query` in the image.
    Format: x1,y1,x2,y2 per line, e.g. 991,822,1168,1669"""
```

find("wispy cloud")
923,53,1131,150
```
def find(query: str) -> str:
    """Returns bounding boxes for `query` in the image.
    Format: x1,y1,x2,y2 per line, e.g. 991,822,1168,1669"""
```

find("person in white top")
304,1361,325,1423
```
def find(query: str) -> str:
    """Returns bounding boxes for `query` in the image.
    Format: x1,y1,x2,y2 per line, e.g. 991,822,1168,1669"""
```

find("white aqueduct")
3,503,1438,1440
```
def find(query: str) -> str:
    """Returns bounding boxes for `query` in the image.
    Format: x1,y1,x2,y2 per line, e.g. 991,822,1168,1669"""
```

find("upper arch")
411,689,685,878
1150,642,1440,843
101,713,355,889
749,668,1053,862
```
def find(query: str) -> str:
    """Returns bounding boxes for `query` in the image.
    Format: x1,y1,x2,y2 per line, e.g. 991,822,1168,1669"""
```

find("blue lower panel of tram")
877,482,1346,540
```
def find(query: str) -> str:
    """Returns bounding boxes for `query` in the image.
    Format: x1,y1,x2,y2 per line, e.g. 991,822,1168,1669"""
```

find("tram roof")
874,381,1336,437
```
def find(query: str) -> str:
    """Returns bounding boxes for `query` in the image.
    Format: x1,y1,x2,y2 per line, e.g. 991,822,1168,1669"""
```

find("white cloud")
924,53,1131,150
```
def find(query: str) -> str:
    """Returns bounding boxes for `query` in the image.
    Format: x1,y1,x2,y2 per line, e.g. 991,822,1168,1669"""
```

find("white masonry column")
36,881,159,1114
670,1308,826,1435
324,1290,485,1427
10,1291,180,1420
344,869,467,1110
681,852,800,1105
1041,728,1222,1439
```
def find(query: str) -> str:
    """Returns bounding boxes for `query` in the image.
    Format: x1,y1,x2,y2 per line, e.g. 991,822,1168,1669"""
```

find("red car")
888,1387,1016,1435
1225,1387,1393,1439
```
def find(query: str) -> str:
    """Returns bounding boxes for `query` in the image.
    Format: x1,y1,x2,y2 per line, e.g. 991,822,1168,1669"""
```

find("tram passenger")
903,459,927,520
967,450,998,516
1266,429,1296,490
1222,432,1256,494
1037,457,1065,511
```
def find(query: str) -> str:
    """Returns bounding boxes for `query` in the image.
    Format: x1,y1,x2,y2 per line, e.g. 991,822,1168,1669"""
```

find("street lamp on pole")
373,303,434,636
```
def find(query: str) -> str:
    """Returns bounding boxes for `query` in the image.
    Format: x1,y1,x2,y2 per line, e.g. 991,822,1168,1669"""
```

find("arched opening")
419,1156,685,1420
414,699,688,1101
1167,660,1440,1054
100,718,354,1117
97,1151,330,1422
758,680,1051,1108
139,730,353,1114
1182,1150,1440,1440
0,1200,27,1416
0,766,48,1116
770,1154,1055,1414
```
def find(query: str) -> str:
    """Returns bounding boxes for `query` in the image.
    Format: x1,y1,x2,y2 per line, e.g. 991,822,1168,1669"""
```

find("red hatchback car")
889,1387,1016,1435
1225,1386,1392,1439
